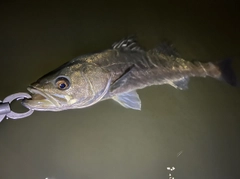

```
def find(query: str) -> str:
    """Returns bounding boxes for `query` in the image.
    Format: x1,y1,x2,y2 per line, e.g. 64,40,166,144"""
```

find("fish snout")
30,82,40,88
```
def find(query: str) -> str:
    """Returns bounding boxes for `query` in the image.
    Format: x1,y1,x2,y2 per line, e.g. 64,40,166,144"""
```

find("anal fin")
112,91,141,110
170,77,189,90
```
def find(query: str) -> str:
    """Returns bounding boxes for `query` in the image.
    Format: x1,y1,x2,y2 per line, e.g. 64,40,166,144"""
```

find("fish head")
23,61,111,111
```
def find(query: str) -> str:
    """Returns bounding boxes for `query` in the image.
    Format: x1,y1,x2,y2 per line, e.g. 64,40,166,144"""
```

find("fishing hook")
0,93,33,122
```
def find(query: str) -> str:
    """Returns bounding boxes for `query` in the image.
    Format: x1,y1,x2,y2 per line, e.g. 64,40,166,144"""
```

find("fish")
22,36,237,111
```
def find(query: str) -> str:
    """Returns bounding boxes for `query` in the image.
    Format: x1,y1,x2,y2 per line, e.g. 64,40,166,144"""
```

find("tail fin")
216,59,237,86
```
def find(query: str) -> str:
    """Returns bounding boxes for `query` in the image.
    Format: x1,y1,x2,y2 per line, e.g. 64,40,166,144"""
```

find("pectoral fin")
170,77,189,90
112,91,141,110
110,65,135,92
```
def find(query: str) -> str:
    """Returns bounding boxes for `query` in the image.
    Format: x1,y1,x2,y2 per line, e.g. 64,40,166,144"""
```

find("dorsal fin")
112,36,144,51
150,42,180,57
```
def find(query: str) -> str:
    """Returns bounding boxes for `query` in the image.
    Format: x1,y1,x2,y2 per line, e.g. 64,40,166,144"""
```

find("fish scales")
22,36,236,111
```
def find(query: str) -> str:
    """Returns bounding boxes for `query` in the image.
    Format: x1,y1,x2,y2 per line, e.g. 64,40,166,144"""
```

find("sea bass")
22,37,236,111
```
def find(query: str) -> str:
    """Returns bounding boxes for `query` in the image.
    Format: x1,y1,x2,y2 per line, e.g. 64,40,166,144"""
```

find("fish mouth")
22,86,61,111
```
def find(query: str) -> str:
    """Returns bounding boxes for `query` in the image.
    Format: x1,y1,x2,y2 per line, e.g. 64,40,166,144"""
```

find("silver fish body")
23,37,236,111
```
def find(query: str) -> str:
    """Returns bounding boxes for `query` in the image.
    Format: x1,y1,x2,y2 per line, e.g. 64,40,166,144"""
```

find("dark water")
0,1,240,179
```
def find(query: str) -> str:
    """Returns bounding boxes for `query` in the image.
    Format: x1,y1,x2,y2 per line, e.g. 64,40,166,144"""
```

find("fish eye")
55,77,70,90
